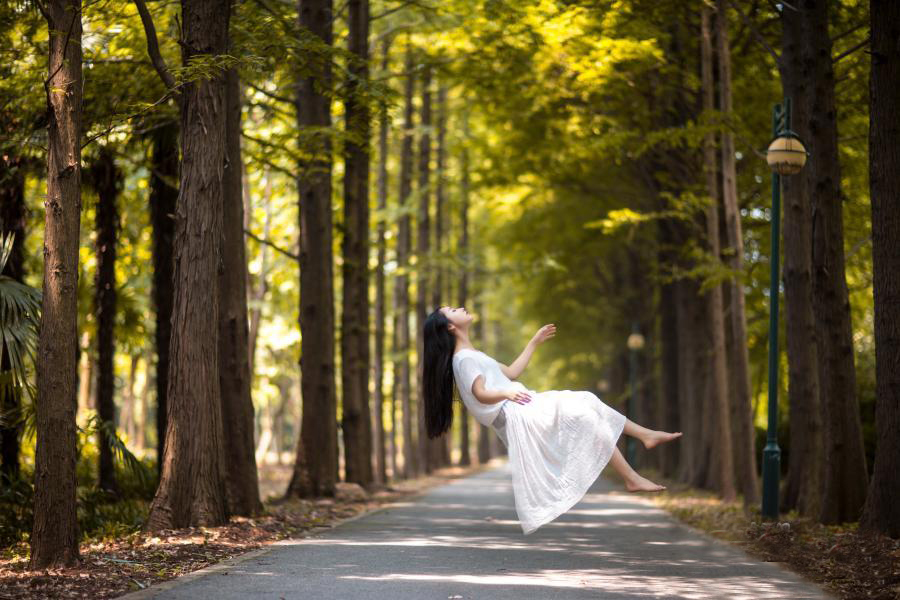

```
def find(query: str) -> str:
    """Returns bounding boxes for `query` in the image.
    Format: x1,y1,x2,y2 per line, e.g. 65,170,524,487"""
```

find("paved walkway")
124,460,833,599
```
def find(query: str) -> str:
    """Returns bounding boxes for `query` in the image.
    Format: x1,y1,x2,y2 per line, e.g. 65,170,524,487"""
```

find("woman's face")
439,306,473,333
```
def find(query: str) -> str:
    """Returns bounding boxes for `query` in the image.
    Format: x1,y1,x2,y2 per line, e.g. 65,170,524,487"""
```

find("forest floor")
636,468,900,600
0,460,498,599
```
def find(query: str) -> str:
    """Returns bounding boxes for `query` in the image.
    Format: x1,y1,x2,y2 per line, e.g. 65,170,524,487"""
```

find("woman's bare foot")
625,474,666,493
642,430,682,450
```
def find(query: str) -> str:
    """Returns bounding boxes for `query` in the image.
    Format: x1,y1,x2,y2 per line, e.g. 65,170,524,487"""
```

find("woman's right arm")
472,376,532,405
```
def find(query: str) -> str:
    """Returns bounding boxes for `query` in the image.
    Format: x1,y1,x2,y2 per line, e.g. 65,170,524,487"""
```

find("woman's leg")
622,418,682,450
607,445,666,492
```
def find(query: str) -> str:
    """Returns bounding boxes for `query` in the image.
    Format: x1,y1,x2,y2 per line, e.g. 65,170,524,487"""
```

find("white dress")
452,348,627,535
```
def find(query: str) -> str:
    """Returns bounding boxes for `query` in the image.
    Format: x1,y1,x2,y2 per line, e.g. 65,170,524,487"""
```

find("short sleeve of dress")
455,355,484,397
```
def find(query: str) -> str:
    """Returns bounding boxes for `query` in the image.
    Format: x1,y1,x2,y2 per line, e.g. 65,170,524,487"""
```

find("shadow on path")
123,460,834,599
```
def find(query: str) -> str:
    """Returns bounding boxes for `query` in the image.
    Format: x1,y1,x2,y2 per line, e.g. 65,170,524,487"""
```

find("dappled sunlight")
340,569,808,599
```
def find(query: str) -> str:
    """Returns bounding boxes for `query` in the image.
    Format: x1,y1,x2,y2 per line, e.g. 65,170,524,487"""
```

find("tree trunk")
146,0,231,530
341,0,374,488
715,0,757,505
247,167,272,374
415,63,438,474
31,0,82,568
860,0,900,538
90,146,121,496
373,38,391,485
457,112,472,468
777,5,822,518
149,120,178,477
219,67,261,516
700,6,735,501
395,40,416,479
800,0,869,525
0,154,26,483
656,225,680,478
288,0,338,498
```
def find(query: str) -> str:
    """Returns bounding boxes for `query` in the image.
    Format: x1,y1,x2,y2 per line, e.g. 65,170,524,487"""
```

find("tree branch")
132,0,177,92
725,0,779,66
244,229,299,261
833,36,869,64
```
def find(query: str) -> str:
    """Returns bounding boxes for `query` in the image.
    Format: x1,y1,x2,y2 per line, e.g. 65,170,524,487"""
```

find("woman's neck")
455,332,475,353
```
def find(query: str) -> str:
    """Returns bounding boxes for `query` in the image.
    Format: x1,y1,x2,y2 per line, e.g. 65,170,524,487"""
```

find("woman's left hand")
531,324,556,345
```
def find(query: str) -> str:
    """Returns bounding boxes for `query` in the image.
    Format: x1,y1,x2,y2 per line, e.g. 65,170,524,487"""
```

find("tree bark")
341,0,374,488
373,38,391,485
146,0,231,530
31,0,82,568
395,40,416,479
800,0,869,525
777,4,822,518
656,224,680,478
860,0,900,538
219,66,262,516
288,0,338,498
90,146,121,496
0,154,26,483
714,0,758,505
700,6,735,502
149,120,178,477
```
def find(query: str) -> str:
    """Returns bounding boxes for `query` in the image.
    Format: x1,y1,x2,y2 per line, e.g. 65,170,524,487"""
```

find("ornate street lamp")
762,98,808,520
626,325,645,466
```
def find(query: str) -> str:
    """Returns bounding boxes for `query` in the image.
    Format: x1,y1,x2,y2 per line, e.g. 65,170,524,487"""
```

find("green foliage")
0,233,39,416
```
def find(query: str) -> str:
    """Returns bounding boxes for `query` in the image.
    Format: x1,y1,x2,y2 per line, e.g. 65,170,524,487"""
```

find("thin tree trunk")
149,120,178,477
656,223,680,478
288,0,338,498
220,66,261,516
457,112,472,468
860,0,900,538
395,39,416,479
341,0,374,488
373,38,391,485
800,0,869,525
31,0,82,568
415,63,436,474
146,0,231,530
247,168,272,373
699,8,733,498
0,155,26,482
90,147,121,496
778,4,822,518
713,0,757,505
434,84,451,467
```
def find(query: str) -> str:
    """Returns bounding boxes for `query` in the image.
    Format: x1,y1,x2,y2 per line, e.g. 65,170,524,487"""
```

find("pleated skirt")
491,390,627,535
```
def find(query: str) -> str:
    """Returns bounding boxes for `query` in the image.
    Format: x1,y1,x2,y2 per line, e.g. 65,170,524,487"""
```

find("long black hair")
423,308,457,439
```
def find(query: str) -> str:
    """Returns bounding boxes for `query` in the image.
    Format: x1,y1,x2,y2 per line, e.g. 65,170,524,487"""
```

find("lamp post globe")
766,132,807,175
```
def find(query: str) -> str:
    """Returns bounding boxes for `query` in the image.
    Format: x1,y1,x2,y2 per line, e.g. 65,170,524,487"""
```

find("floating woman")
422,305,682,535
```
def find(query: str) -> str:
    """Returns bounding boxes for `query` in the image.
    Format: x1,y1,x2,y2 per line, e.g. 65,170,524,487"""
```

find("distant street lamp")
762,98,808,520
626,324,645,466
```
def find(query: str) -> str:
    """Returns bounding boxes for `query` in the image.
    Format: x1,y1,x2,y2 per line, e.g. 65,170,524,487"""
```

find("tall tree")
0,154,26,482
373,38,391,485
456,110,471,468
341,0,374,488
148,119,178,476
145,0,231,530
415,62,439,474
31,0,83,568
800,0,868,524
90,146,121,496
288,0,338,498
700,5,735,502
777,4,821,518
394,40,416,479
219,66,261,516
860,0,900,538
715,0,757,505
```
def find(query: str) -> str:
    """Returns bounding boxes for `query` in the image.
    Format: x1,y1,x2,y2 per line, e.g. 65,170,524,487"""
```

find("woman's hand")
530,324,557,346
506,389,533,404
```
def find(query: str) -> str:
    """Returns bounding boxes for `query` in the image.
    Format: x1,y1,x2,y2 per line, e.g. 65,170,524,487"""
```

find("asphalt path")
122,459,833,599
